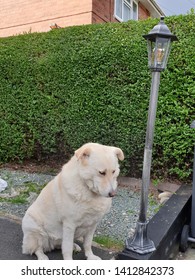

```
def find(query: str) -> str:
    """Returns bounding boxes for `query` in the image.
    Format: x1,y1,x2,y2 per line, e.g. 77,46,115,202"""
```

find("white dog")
22,143,124,260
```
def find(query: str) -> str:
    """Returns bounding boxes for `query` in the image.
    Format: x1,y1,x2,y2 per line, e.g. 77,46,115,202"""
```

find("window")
115,0,138,22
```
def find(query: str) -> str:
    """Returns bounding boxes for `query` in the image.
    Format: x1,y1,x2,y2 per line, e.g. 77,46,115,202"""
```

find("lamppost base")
125,221,156,254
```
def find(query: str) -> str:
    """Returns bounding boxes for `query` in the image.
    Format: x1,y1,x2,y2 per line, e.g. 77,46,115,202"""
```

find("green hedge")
0,14,194,180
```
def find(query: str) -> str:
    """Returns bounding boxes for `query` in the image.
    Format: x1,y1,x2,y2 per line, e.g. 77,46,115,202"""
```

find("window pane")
123,3,131,21
116,0,122,19
133,2,137,20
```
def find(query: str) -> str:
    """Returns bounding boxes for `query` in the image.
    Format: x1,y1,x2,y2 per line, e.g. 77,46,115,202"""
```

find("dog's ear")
75,146,91,161
113,147,124,161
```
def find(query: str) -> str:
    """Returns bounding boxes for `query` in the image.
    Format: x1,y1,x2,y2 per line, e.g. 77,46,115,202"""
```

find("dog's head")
75,143,124,198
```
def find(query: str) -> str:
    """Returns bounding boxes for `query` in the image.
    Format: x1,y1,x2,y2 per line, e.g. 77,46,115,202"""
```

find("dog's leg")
62,224,75,260
83,228,101,260
35,248,49,260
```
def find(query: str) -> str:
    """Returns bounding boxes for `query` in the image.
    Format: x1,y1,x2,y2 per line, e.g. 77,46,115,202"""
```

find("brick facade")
0,0,154,37
138,2,150,20
92,0,118,24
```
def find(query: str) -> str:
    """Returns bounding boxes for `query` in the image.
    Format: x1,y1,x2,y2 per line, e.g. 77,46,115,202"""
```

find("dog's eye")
112,170,116,174
99,171,106,176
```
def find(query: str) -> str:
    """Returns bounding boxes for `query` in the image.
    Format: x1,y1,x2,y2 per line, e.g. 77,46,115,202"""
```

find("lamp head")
143,17,178,71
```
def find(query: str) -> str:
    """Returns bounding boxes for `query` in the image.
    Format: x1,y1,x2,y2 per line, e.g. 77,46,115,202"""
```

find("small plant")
93,235,124,251
127,209,136,215
0,182,46,204
148,194,161,215
152,179,160,187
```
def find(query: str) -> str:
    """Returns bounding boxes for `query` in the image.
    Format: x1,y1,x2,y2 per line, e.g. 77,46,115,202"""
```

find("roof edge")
139,0,165,18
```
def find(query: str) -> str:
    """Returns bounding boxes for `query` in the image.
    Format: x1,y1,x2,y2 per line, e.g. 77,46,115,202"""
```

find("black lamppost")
125,17,178,254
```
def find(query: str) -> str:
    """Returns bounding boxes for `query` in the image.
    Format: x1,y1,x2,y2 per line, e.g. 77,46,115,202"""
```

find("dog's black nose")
109,191,115,197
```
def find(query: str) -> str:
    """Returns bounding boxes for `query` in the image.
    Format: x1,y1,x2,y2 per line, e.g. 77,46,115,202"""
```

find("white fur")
22,143,124,260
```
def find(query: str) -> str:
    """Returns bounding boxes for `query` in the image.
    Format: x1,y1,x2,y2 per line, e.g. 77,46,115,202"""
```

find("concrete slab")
157,182,180,193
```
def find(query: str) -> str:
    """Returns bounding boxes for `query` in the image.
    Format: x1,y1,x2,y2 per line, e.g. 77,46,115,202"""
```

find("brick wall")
138,2,150,20
0,0,92,37
92,0,118,24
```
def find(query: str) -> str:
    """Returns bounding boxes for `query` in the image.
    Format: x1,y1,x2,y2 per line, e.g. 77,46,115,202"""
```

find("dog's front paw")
87,254,102,260
73,243,82,253
35,252,49,260
39,254,49,260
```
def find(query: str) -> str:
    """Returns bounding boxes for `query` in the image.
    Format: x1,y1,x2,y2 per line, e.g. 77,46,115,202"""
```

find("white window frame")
114,0,138,22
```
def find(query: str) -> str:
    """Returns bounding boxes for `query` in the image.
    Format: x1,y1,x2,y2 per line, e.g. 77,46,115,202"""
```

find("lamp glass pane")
152,37,171,70
147,40,154,68
147,37,172,70
156,37,171,69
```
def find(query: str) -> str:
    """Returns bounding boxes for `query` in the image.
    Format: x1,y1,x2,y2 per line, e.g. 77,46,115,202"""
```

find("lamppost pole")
139,70,161,223
126,70,161,254
124,17,178,255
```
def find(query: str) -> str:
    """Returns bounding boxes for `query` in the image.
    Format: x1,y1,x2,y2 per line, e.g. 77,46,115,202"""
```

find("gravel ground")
0,169,160,243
